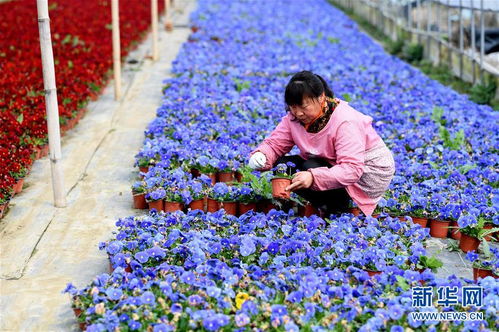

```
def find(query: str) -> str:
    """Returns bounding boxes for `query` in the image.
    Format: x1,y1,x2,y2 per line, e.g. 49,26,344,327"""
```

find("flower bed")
132,0,497,230
64,0,499,330
66,210,498,330
0,0,164,214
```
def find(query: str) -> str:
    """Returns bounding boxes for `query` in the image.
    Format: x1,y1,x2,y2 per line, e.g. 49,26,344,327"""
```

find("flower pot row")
473,267,499,281
191,170,243,185
133,192,319,218
395,217,498,244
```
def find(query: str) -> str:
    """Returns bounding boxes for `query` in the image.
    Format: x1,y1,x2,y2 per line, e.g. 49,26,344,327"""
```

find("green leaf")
458,163,476,175
395,275,410,291
67,60,74,69
327,36,339,44
431,106,444,124
16,114,23,124
62,34,72,45
342,93,352,102
105,23,113,30
421,255,443,271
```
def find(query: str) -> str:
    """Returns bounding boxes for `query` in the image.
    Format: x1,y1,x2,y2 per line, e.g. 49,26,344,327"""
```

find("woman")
248,71,395,216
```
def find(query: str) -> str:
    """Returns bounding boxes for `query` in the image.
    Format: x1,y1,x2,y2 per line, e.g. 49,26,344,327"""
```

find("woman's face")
288,94,325,125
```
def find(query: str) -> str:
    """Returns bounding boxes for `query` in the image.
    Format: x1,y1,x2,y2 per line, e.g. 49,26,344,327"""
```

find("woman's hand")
248,152,267,169
286,171,313,191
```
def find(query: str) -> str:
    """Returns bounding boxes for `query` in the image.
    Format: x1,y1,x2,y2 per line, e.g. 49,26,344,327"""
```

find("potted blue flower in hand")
271,163,294,199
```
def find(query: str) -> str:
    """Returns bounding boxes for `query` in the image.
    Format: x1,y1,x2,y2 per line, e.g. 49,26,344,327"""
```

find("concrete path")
0,1,196,330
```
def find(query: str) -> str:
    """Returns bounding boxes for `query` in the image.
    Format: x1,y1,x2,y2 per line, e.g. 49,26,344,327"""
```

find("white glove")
248,152,267,169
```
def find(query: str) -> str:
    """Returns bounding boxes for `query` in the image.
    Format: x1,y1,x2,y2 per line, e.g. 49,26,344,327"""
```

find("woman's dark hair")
284,71,334,107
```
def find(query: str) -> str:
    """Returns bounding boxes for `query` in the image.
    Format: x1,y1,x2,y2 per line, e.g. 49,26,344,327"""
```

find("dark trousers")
274,155,351,216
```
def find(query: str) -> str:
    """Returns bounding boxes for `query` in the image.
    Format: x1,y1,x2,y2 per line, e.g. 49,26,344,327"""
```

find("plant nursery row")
64,0,498,330
0,0,165,217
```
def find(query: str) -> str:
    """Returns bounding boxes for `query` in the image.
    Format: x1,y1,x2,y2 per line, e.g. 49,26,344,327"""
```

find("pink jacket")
253,100,387,215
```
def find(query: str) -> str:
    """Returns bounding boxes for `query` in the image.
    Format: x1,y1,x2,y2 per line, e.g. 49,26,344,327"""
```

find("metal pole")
36,0,66,208
470,0,476,83
111,0,121,100
479,0,484,83
151,0,159,61
459,0,464,79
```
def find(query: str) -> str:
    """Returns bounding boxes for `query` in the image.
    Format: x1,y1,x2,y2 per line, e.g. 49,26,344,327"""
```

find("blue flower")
465,251,479,262
134,250,150,264
235,313,250,327
171,303,182,314
240,235,256,256
106,241,123,255
388,304,404,320
153,324,172,332
140,291,156,306
105,287,123,301
128,320,142,331
271,304,287,317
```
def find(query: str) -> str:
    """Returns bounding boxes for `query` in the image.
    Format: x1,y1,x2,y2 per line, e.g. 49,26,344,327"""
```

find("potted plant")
146,187,166,212
208,182,237,215
429,215,451,238
458,215,499,252
136,157,154,174
164,188,186,212
131,180,147,209
234,183,258,215
187,178,209,211
293,195,316,217
409,208,431,228
192,155,218,185
10,166,28,195
271,163,293,199
465,249,499,281
449,219,461,240
241,170,274,212
348,201,362,216
0,191,10,219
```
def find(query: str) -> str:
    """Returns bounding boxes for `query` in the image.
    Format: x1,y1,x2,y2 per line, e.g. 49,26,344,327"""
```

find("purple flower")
240,235,256,256
188,294,203,306
147,246,166,259
202,314,229,331
128,320,141,330
153,324,171,332
235,313,250,327
140,291,156,306
171,303,182,314
107,241,123,255
134,250,150,264
105,287,123,301
271,304,288,317
388,304,404,320
457,214,477,228
465,251,479,262
180,271,196,285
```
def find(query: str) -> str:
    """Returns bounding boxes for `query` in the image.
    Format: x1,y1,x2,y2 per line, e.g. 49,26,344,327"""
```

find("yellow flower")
235,292,249,309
